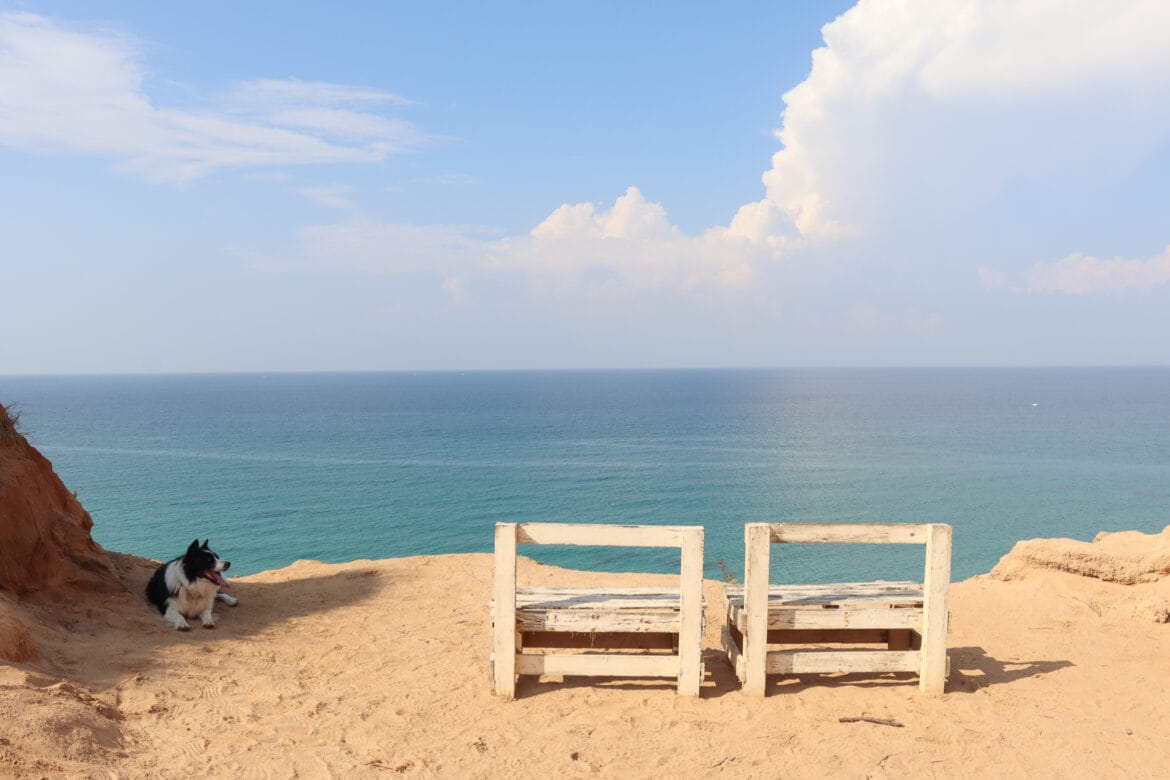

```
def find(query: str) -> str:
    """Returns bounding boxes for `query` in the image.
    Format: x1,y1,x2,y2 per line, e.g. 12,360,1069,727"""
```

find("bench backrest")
495,522,704,617
744,521,950,596
507,522,702,549
495,522,703,587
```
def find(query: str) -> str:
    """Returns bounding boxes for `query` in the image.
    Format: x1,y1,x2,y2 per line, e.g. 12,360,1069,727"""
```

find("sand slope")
2,531,1169,779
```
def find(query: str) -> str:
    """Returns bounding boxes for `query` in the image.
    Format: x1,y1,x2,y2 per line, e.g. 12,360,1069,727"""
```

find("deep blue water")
1,369,1167,583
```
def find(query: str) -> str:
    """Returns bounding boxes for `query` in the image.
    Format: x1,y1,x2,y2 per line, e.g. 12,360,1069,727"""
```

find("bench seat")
514,586,692,632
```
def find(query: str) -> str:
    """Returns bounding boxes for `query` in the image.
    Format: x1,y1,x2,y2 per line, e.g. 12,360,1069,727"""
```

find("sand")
1,530,1168,779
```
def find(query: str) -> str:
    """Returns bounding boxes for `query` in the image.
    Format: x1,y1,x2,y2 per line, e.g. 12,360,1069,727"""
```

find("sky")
2,0,1169,373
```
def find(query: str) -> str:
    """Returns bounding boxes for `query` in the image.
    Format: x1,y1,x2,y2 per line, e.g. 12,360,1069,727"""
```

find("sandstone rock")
989,525,1170,584
0,605,39,662
0,405,117,595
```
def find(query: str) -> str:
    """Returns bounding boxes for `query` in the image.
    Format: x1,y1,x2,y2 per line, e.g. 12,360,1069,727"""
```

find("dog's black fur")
145,539,237,630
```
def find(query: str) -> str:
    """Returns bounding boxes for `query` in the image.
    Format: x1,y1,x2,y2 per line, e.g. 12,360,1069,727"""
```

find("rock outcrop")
989,525,1170,622
989,526,1170,584
0,404,116,596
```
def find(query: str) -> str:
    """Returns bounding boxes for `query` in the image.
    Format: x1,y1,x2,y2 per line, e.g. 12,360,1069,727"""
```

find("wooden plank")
492,523,518,698
887,629,912,651
518,586,684,597
919,523,952,695
766,629,888,644
521,631,678,650
765,649,921,675
721,624,746,683
516,588,683,610
728,604,923,632
742,523,771,697
516,653,681,678
769,523,931,545
516,610,681,633
725,582,924,607
677,526,704,696
516,523,691,548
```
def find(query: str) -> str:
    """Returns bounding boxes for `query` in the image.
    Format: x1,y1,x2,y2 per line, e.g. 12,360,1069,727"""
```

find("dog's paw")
202,622,216,629
176,623,192,632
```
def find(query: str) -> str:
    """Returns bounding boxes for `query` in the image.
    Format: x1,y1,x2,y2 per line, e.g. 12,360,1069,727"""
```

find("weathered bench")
722,523,951,696
492,522,705,698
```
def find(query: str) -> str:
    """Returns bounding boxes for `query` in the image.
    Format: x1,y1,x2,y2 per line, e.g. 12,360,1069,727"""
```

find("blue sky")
2,1,1169,373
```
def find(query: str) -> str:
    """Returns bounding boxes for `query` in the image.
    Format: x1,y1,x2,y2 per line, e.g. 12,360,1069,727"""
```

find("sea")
1,368,1167,584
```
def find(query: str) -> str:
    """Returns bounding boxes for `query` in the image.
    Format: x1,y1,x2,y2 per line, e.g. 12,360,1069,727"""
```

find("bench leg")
919,523,951,695
677,528,704,696
743,523,771,696
493,524,518,699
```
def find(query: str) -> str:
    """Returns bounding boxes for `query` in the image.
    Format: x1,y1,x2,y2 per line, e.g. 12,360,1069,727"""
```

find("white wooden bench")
492,522,705,698
721,523,951,696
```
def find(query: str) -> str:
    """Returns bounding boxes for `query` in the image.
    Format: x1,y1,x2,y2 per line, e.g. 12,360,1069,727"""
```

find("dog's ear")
188,538,200,552
201,539,209,549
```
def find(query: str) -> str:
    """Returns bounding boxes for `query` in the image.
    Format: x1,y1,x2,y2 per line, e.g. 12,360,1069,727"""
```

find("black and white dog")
146,539,238,630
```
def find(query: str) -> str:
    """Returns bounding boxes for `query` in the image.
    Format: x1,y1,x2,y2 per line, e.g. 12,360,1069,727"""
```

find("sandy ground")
1,541,1169,779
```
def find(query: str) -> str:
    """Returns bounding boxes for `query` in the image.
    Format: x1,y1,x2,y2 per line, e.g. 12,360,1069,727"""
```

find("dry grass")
0,403,23,445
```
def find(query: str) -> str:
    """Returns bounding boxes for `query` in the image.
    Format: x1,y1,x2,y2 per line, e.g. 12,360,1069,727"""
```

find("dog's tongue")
204,570,230,588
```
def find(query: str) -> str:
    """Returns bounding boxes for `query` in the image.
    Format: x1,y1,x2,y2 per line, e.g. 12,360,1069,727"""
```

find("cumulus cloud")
252,188,764,297
0,12,427,183
1026,245,1170,295
743,0,1170,244
494,187,763,294
530,187,676,241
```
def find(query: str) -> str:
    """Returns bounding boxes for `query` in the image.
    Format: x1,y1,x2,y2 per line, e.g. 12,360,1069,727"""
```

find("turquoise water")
1,368,1167,583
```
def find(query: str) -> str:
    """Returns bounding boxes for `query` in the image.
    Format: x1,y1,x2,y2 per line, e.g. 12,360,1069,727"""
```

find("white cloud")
296,185,356,210
496,187,760,294
1026,245,1170,295
747,0,1170,244
250,188,764,298
530,187,676,241
0,13,428,183
221,78,413,109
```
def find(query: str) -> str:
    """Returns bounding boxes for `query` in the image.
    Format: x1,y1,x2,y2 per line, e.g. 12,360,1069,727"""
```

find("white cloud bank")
1027,245,1170,295
732,0,1170,245
251,187,764,296
0,12,427,183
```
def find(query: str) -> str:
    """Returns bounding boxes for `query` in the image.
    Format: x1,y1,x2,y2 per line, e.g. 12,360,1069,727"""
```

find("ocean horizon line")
3,364,1169,380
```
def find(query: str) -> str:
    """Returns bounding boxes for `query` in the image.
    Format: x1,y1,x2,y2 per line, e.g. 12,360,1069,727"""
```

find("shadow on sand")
510,645,1072,699
24,551,396,687
945,645,1074,693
